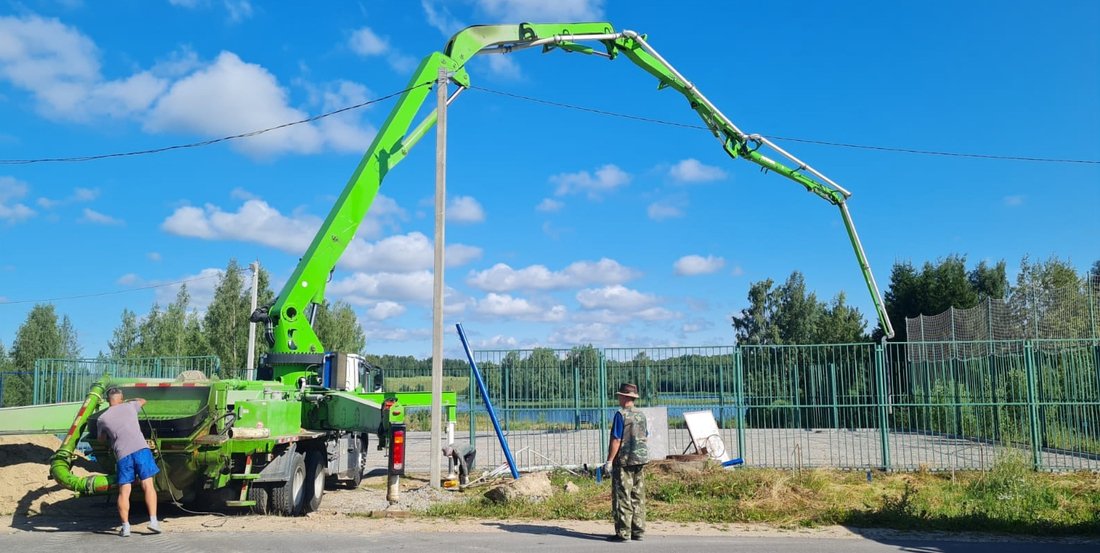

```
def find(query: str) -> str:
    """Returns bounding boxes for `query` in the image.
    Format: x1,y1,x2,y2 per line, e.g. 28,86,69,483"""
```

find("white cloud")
1003,195,1025,207
148,252,162,262
169,0,201,7
145,52,324,157
343,232,482,272
231,187,259,201
349,27,389,57
225,1,254,23
314,79,378,153
80,208,123,225
73,187,99,201
473,293,566,322
576,306,678,324
38,187,99,209
366,301,406,321
121,268,223,313
0,176,36,223
477,335,519,349
162,197,476,272
681,319,712,334
536,198,563,212
0,15,166,121
669,158,727,183
422,0,464,35
548,322,615,345
328,270,461,304
485,54,522,80
447,195,485,223
467,258,640,292
551,164,630,198
674,254,725,276
476,0,605,21
576,284,657,310
647,201,683,221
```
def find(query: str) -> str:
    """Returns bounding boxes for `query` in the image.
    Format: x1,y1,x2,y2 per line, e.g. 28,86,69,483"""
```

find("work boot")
119,523,131,537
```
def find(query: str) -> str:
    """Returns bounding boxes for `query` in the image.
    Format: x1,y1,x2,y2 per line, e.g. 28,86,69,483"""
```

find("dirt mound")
0,435,98,516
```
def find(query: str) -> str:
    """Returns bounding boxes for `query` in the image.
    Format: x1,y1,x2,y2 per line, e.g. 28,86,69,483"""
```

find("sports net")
906,272,1099,361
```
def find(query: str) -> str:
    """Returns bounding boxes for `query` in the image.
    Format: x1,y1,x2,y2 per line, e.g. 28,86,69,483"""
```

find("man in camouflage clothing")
603,383,648,542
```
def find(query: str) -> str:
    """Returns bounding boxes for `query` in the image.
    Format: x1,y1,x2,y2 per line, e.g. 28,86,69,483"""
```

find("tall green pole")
468,363,476,449
1024,341,1042,470
573,362,581,431
734,348,745,461
598,350,608,462
875,344,891,470
830,362,839,429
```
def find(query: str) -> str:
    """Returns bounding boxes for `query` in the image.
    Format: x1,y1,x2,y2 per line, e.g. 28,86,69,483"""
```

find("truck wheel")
248,484,270,515
303,450,326,513
270,451,306,515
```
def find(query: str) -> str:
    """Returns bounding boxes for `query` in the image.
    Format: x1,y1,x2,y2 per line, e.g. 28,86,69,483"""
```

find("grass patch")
423,455,1100,535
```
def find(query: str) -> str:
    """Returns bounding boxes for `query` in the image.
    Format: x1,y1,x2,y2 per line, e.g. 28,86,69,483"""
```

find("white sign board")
682,409,730,462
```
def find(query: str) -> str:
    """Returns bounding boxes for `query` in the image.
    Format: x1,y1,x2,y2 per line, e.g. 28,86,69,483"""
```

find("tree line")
0,259,369,406
732,255,1099,345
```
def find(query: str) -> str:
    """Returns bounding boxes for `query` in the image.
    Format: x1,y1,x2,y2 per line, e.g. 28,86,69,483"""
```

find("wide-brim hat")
615,383,639,398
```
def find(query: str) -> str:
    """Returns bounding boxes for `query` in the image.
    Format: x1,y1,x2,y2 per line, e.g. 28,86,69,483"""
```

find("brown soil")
0,435,104,517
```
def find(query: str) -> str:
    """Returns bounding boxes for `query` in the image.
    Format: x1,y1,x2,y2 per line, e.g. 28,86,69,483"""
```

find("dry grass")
425,456,1100,535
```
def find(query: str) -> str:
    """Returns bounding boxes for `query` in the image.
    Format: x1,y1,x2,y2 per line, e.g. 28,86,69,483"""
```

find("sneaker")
119,524,131,537
148,520,161,534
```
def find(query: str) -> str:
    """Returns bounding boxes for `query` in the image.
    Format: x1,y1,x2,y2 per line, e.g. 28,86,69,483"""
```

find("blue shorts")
116,448,159,485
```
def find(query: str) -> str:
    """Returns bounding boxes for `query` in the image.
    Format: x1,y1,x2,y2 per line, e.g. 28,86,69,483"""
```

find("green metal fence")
460,340,1099,473
30,356,221,405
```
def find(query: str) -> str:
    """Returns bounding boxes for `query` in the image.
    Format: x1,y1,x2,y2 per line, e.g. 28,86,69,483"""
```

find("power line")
0,274,220,306
0,83,430,165
2,80,1096,166
471,86,1100,166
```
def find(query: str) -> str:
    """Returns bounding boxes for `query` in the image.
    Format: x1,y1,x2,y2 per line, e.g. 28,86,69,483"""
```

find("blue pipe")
455,323,520,480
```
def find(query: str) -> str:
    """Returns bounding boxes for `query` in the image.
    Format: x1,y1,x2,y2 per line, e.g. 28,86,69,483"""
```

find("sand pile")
0,435,97,516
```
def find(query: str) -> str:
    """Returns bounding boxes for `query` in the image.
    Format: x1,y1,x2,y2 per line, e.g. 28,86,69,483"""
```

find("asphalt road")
3,526,1096,553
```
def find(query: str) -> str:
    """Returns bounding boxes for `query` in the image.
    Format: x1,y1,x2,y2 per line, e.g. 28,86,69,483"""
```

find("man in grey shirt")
97,387,160,537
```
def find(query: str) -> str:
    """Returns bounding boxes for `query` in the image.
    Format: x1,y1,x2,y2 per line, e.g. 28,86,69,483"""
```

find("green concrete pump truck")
0,21,895,516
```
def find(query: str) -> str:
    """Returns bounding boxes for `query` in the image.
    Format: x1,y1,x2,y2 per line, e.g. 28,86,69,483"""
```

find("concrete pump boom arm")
263,22,894,379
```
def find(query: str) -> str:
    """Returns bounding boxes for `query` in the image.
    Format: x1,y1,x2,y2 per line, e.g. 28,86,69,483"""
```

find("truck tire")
270,451,306,516
248,484,270,515
303,450,326,513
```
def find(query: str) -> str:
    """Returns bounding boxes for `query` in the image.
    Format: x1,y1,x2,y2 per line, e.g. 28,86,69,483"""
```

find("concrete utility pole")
429,65,448,488
246,260,260,380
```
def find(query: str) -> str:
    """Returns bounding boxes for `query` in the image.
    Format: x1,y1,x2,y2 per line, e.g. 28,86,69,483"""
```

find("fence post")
950,308,964,436
502,362,511,432
32,363,39,405
875,344,891,470
573,361,581,431
598,349,608,461
734,347,745,461
0,373,4,407
1088,271,1097,340
1024,341,1042,470
468,361,476,449
829,362,839,429
717,357,726,428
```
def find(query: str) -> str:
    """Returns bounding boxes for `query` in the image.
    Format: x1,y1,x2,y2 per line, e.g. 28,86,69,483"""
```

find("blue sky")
0,1,1097,360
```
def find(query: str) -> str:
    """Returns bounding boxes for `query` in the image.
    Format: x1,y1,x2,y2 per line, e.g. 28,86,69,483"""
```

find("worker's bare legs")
141,477,160,532
117,483,132,536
